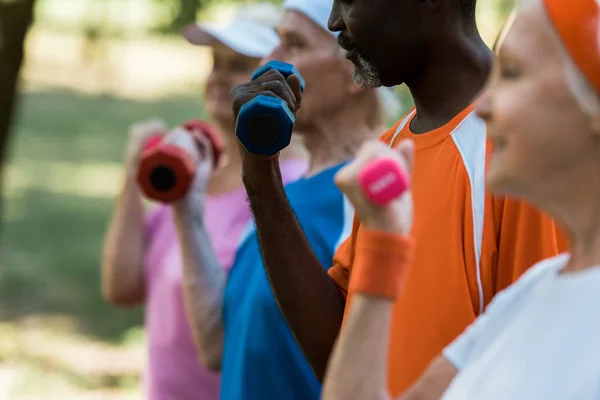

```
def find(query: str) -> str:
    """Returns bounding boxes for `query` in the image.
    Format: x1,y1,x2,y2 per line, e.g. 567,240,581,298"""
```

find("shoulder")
378,109,416,144
512,253,569,286
491,253,569,306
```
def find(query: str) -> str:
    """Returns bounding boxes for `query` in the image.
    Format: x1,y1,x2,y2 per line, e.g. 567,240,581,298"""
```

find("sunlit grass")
0,317,144,399
0,88,207,399
5,161,124,201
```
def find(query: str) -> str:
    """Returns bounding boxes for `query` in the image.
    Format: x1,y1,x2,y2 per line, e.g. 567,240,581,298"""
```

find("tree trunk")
0,0,36,236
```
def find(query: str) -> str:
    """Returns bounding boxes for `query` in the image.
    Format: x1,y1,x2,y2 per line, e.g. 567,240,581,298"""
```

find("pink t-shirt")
142,159,308,400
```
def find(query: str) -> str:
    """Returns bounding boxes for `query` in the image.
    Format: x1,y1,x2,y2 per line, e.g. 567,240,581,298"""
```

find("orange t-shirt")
328,105,568,396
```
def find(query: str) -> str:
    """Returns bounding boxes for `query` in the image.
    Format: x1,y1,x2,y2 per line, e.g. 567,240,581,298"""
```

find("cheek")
487,79,587,194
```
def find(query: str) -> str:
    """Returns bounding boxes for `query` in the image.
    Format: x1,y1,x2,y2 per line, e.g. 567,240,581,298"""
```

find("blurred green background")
0,0,515,398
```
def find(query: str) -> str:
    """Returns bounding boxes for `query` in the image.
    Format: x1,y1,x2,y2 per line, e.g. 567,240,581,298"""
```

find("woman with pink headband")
321,0,600,398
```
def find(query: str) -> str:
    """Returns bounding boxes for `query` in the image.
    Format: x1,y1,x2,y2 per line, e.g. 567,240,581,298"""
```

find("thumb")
286,75,303,111
395,139,415,175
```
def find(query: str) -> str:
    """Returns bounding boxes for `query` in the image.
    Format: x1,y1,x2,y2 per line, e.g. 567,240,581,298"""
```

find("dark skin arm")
232,70,346,381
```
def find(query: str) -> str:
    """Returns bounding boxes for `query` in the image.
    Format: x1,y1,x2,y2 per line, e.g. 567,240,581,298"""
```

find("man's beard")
352,52,382,89
338,33,382,89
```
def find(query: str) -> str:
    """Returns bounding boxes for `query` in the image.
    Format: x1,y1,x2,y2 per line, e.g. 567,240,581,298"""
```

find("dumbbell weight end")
358,158,410,206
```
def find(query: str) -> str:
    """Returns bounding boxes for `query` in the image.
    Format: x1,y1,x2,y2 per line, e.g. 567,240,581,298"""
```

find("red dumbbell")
358,158,410,206
136,120,224,203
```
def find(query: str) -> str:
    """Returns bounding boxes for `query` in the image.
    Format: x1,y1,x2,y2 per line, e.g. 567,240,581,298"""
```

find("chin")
352,56,382,89
486,165,523,197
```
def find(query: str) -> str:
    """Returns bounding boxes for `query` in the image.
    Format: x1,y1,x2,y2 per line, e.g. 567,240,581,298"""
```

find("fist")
160,125,216,197
125,118,168,169
334,140,415,235
231,68,303,122
231,68,303,160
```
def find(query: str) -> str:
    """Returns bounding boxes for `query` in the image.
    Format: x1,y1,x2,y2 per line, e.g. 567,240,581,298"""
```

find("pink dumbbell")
358,158,410,206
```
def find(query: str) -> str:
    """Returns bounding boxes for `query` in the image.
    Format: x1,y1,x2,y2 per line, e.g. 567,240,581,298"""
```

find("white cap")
184,3,281,58
283,0,338,37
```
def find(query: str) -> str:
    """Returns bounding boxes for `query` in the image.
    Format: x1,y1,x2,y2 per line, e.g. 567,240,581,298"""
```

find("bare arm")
321,294,457,400
101,119,168,307
172,198,227,372
242,158,347,381
323,140,456,400
101,174,146,307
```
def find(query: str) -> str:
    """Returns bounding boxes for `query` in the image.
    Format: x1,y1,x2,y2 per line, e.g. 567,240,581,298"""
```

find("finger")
261,80,296,113
145,118,168,134
255,69,296,108
286,75,303,111
194,132,214,165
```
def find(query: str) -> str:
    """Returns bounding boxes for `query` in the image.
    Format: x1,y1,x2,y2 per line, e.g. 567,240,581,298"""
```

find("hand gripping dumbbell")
358,158,411,206
136,120,223,203
235,60,305,156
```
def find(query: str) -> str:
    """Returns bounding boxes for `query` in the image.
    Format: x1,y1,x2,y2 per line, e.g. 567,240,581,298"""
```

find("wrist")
241,156,282,188
174,192,205,215
362,214,411,236
350,231,414,299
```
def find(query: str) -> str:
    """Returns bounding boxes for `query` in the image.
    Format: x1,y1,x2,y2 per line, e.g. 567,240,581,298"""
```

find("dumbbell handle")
358,158,410,206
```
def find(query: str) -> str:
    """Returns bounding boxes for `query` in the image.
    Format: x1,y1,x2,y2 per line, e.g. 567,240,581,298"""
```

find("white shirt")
441,253,600,400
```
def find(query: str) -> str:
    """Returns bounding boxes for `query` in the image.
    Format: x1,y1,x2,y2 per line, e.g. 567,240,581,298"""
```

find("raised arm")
322,294,458,400
101,119,167,307
166,126,228,372
322,139,457,400
231,70,347,381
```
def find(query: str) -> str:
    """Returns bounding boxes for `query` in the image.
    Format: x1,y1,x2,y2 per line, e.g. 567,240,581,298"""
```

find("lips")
338,33,357,53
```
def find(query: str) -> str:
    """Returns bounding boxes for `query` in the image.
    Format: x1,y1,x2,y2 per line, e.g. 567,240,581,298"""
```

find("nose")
475,92,492,123
328,0,344,33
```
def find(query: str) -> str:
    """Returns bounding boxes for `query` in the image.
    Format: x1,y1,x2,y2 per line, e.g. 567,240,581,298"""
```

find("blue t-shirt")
221,163,353,400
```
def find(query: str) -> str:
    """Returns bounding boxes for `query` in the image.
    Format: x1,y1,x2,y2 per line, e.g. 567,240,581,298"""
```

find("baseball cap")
283,0,338,37
184,3,281,58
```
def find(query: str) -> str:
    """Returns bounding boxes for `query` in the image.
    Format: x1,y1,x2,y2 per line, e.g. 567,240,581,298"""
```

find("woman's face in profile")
476,1,595,199
205,44,260,127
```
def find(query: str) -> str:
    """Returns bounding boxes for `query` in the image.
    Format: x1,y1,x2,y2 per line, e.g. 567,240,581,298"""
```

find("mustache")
337,33,358,52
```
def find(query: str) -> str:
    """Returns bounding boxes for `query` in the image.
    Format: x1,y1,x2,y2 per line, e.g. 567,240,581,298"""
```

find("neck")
407,29,493,133
205,122,243,195
535,159,600,273
303,105,381,177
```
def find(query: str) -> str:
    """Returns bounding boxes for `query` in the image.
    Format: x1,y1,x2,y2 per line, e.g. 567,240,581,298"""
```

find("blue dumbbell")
236,60,305,156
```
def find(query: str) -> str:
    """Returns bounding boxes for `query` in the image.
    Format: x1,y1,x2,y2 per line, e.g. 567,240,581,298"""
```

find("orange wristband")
349,230,414,299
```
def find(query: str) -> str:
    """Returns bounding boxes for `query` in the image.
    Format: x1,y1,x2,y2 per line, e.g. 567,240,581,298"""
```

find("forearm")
323,230,456,400
322,295,393,400
172,199,227,372
242,159,346,381
321,296,456,400
101,175,146,306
